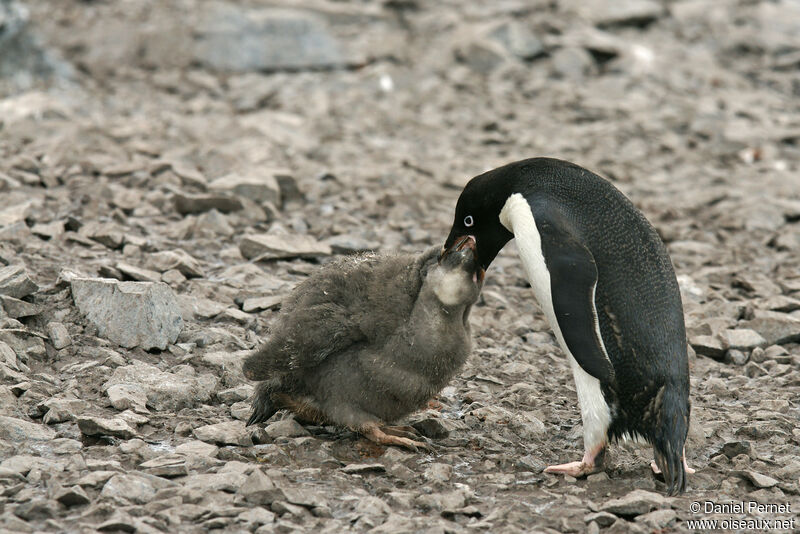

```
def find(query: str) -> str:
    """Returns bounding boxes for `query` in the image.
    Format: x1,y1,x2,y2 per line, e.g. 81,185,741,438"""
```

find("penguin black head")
442,167,515,275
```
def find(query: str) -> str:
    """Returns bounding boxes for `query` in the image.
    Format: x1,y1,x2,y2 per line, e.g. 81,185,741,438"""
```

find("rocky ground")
1,0,799,532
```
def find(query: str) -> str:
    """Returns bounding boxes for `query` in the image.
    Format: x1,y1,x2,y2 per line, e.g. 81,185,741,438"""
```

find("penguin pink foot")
545,444,606,478
651,446,695,475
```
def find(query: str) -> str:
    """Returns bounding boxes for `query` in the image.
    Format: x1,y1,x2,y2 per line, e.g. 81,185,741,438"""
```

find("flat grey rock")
599,489,670,517
104,361,217,411
100,474,156,505
208,171,281,205
240,233,332,261
46,322,72,349
242,294,284,312
54,485,91,507
173,191,244,215
489,21,544,60
174,440,219,458
573,0,663,27
324,234,378,254
70,277,183,350
0,415,56,442
238,468,285,505
217,384,254,404
77,415,137,439
195,5,348,72
115,262,162,283
341,463,386,474
740,310,800,345
718,328,767,351
690,335,725,359
147,249,205,278
106,383,149,413
737,470,778,488
0,264,38,299
0,295,42,318
192,420,253,446
263,418,311,439
139,454,188,477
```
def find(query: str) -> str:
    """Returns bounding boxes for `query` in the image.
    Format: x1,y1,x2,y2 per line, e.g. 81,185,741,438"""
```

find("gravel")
0,0,798,532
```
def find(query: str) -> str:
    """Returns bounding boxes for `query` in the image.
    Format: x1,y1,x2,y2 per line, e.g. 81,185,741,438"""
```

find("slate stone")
0,295,42,318
139,455,189,477
579,0,664,27
208,171,281,205
411,418,450,439
174,440,219,458
192,420,253,446
54,484,91,507
724,349,749,366
12,498,55,521
195,5,348,72
217,384,254,404
599,489,669,517
238,468,286,505
0,415,56,442
147,249,205,278
46,322,71,349
552,46,595,80
489,20,544,60
0,264,38,298
324,234,378,254
70,277,183,350
104,361,217,411
718,328,767,351
173,191,244,215
737,470,778,488
242,294,284,312
116,262,162,283
101,474,157,504
341,463,386,474
77,415,137,439
80,221,125,249
690,335,725,359
106,383,149,413
740,311,800,345
455,40,506,74
263,418,311,439
240,233,332,261
718,441,752,459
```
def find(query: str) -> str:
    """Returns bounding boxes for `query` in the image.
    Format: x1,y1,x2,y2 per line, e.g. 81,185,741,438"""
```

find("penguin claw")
381,425,420,439
651,458,695,475
544,461,602,478
359,423,432,453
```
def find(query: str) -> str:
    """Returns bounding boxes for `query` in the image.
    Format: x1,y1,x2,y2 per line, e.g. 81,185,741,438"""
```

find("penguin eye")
463,215,474,227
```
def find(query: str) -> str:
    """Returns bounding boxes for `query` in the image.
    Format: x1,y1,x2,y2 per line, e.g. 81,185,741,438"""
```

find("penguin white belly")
499,193,611,450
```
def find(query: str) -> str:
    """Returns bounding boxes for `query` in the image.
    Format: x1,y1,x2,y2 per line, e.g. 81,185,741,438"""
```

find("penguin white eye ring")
463,215,474,227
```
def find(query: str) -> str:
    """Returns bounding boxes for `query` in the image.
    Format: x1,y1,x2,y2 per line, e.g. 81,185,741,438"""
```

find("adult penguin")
442,157,693,495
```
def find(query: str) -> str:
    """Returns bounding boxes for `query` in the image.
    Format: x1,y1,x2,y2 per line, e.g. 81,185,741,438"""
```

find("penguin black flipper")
536,212,616,386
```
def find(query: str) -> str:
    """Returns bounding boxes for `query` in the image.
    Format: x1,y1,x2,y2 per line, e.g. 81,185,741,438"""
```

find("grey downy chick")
242,237,482,451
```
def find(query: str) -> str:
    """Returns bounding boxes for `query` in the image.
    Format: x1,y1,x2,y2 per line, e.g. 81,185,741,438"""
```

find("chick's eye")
463,215,474,227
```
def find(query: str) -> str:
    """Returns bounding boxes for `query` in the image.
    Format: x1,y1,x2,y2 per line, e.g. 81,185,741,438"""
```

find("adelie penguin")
443,157,693,495
242,242,482,451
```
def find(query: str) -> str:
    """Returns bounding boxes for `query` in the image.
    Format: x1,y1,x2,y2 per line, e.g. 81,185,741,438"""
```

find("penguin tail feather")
652,386,689,496
246,382,278,426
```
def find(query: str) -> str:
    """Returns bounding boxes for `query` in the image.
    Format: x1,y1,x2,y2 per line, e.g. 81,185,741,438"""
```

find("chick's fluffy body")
243,247,478,429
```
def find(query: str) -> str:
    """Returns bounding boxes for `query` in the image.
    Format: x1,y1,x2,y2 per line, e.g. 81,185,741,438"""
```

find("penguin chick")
242,239,482,451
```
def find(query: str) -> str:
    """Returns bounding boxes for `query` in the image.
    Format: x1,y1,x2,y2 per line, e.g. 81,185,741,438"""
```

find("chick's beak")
440,235,485,284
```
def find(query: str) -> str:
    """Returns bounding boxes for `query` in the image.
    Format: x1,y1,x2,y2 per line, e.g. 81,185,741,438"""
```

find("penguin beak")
440,235,485,284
